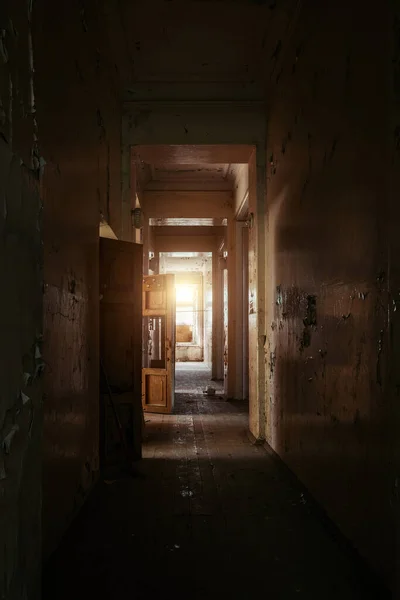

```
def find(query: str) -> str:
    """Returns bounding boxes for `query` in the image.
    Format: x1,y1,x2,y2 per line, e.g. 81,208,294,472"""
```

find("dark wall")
389,1,400,596
32,1,128,558
0,1,129,596
265,0,395,588
0,2,43,598
0,145,43,600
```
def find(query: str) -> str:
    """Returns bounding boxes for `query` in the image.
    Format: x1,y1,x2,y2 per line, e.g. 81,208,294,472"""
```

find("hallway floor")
175,361,224,395
43,365,386,599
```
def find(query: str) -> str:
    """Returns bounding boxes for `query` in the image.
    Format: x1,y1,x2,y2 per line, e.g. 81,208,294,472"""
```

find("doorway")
128,140,265,437
160,252,215,397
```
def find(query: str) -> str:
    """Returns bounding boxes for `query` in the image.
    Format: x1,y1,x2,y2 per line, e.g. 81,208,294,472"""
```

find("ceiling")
119,0,280,84
133,145,251,192
160,253,212,273
151,163,230,181
150,219,227,227
132,145,254,164
146,162,233,190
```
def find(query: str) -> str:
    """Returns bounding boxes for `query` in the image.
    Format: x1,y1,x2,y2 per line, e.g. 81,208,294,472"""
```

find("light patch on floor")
175,361,224,395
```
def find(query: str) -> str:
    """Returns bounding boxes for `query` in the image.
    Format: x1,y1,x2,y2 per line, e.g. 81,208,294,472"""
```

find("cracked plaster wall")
33,0,128,561
389,1,400,596
0,2,43,598
264,0,396,590
1,0,128,597
0,141,43,600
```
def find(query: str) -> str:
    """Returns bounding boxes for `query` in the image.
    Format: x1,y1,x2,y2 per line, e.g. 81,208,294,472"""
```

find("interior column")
212,245,224,381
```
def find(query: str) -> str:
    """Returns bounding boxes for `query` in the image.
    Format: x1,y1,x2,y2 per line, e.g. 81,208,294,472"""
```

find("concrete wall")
264,1,394,587
1,1,129,595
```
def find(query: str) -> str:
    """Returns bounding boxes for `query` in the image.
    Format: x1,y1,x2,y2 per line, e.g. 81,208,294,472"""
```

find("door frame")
121,100,267,440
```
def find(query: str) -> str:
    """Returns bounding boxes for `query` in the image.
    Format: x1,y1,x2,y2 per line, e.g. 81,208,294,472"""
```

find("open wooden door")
142,274,175,413
100,238,143,466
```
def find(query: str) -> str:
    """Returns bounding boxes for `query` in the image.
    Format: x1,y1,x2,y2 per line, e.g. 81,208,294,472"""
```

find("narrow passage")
43,365,384,599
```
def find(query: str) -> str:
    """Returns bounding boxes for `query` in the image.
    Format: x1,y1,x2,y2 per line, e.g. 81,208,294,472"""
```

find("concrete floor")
175,361,224,395
43,364,387,599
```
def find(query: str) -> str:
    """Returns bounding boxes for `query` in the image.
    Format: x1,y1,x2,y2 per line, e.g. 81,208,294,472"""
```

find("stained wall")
264,0,395,587
0,2,43,598
32,1,129,558
1,3,130,596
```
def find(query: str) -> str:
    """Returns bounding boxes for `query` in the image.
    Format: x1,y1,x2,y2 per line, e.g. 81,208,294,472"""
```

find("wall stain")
271,39,282,61
269,349,276,378
96,109,106,141
329,137,338,161
376,329,385,387
78,0,89,32
299,295,317,352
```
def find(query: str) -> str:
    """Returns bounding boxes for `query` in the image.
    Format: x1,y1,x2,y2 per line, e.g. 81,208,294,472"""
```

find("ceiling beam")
155,235,220,253
131,143,256,164
153,226,226,237
145,180,232,192
143,190,233,218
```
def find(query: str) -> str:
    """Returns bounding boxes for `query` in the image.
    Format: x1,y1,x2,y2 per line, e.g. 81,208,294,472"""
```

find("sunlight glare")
176,285,194,303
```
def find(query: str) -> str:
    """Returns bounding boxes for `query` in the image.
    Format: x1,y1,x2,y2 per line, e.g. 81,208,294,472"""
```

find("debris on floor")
203,386,216,396
43,365,388,600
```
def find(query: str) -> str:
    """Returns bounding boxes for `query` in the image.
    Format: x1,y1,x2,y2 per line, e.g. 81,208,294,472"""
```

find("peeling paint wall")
264,1,394,588
1,0,128,594
389,1,400,595
0,142,43,600
0,1,43,598
31,0,127,559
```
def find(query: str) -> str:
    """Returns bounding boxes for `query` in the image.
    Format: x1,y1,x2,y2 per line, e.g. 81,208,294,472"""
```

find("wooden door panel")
101,304,135,391
142,274,175,414
143,277,167,315
145,291,166,312
142,370,168,410
100,238,143,466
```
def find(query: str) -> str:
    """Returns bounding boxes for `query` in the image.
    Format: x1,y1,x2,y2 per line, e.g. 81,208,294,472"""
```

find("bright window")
176,284,200,344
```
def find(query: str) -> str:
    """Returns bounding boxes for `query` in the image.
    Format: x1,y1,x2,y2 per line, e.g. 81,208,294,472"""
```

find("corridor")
2,1,398,598
43,366,385,599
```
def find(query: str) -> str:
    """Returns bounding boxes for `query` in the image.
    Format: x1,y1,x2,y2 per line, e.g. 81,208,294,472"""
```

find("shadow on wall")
267,173,392,583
